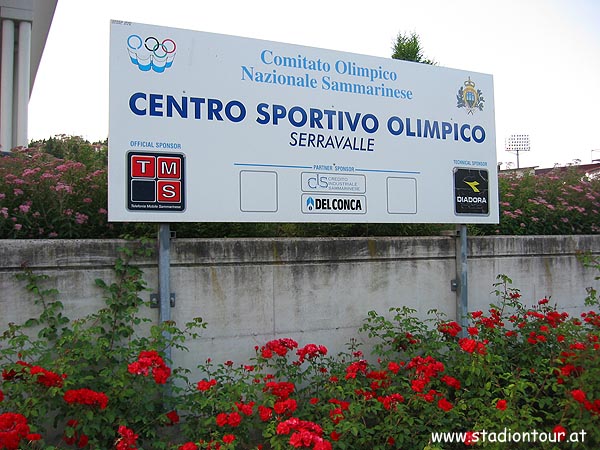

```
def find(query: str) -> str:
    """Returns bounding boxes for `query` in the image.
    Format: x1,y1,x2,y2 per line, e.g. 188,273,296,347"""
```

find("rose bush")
1,247,599,449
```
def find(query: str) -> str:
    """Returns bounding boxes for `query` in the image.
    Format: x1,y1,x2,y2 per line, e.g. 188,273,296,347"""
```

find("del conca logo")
302,194,367,214
127,34,177,73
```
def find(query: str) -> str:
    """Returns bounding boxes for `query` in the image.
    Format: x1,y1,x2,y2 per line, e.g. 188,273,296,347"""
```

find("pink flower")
75,212,89,225
21,168,40,177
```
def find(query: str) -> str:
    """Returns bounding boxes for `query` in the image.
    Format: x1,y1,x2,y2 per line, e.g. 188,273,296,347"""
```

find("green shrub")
1,136,599,238
472,169,600,235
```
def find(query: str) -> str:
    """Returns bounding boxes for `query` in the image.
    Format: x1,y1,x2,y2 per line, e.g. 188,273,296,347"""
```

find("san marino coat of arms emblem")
456,77,485,114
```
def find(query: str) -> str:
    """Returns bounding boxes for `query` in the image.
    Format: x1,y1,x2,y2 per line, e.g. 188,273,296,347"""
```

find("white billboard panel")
109,21,498,223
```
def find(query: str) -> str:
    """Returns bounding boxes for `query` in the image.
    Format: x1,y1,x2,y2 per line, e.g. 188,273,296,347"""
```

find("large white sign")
109,21,498,223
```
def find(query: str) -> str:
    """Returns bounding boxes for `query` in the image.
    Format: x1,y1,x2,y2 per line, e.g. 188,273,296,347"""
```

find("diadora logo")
454,168,489,215
127,34,176,73
464,180,480,192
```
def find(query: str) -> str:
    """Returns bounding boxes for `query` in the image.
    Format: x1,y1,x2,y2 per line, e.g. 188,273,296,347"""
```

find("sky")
28,0,600,169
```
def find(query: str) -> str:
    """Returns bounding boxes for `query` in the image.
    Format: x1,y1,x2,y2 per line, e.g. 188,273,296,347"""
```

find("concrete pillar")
16,20,31,147
0,18,15,151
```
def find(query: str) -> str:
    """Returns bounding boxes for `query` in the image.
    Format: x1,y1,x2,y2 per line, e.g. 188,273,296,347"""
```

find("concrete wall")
1,236,598,377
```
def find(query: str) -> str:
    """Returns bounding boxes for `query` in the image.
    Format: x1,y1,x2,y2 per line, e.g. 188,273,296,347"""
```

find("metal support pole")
456,224,469,336
158,223,172,365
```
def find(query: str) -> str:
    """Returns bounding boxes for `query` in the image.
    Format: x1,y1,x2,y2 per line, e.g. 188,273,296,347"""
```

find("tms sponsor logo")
127,34,176,73
302,194,366,214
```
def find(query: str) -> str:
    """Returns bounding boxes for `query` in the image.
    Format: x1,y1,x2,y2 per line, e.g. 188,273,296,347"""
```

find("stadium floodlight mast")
505,134,530,168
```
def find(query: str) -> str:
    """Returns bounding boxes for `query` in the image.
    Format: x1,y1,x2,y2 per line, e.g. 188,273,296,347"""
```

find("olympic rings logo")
127,34,177,73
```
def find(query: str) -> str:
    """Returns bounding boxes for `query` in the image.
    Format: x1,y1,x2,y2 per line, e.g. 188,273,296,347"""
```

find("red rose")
0,413,40,450
571,389,587,403
178,443,198,450
166,410,179,425
464,431,478,445
258,405,273,422
441,375,461,389
459,338,477,353
116,425,138,450
222,434,235,444
30,366,65,388
235,401,255,416
128,350,171,384
63,388,108,410
215,413,228,427
227,412,242,427
438,398,453,411
197,379,217,391
553,425,567,442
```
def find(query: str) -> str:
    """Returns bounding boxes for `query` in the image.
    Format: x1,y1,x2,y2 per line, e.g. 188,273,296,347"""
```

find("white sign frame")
109,21,498,224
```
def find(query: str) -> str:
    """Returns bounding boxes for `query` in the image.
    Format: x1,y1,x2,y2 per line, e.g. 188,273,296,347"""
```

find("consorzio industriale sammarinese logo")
127,34,176,73
456,77,485,114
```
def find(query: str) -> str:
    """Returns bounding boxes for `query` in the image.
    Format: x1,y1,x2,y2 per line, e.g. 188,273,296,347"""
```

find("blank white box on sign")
240,171,278,212
387,177,417,214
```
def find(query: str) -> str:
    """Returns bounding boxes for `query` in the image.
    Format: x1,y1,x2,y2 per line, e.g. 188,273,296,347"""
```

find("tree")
29,134,107,169
391,31,436,65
